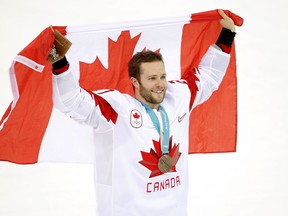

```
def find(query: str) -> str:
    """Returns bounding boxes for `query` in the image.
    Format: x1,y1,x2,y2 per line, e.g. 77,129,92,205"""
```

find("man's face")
133,61,167,109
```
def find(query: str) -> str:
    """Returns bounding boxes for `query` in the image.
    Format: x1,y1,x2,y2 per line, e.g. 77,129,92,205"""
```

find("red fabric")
0,26,66,164
181,9,240,153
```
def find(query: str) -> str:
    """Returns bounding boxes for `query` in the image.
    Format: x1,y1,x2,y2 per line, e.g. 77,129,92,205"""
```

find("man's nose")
155,78,163,87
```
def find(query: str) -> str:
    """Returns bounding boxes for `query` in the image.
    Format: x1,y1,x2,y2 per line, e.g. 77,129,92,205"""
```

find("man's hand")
218,9,236,32
47,26,72,64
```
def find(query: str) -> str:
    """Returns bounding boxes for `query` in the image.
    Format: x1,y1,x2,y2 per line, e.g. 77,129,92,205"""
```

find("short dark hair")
128,50,163,80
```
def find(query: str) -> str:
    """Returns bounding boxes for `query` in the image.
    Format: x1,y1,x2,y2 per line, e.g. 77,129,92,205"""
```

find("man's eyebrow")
146,73,166,78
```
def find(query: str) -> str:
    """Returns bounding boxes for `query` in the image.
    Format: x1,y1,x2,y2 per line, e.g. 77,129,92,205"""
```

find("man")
51,9,237,216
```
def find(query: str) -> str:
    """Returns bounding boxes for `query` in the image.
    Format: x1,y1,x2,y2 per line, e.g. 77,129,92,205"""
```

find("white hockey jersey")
52,45,230,216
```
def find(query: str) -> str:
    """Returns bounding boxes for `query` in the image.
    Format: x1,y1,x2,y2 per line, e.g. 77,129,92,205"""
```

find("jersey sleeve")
52,68,120,132
182,45,231,110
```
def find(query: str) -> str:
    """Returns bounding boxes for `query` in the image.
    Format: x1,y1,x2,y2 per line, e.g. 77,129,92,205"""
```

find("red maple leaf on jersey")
139,137,182,178
133,112,140,119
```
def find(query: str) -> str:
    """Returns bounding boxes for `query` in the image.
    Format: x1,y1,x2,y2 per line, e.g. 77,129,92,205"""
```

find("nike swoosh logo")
178,113,187,123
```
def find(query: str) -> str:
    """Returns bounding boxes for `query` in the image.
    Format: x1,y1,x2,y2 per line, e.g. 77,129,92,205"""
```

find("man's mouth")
152,89,164,94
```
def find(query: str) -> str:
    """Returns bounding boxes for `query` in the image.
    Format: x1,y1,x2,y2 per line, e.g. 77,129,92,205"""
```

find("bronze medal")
158,154,172,173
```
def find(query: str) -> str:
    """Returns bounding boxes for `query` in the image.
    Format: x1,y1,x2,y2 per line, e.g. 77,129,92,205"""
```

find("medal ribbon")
140,102,170,154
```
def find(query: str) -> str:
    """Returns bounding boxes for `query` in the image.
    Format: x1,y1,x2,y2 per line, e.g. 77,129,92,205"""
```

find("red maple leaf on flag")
79,31,140,95
139,137,182,178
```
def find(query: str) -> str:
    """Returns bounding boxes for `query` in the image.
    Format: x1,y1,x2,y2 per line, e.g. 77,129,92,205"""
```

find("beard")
139,83,166,106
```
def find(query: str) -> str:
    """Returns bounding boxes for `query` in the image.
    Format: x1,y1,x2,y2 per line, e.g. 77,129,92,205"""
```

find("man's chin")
152,96,165,104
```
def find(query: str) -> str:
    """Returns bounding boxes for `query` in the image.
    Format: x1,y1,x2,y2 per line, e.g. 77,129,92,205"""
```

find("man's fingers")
218,9,228,19
50,25,55,32
218,9,236,32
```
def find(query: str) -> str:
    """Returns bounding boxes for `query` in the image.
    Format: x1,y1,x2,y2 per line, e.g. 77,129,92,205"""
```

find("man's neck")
135,97,160,110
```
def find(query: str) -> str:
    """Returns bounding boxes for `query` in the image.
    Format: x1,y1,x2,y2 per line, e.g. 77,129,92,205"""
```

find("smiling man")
51,9,238,216
129,51,167,109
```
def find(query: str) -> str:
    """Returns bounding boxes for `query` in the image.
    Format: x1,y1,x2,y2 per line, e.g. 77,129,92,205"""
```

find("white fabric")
52,45,230,216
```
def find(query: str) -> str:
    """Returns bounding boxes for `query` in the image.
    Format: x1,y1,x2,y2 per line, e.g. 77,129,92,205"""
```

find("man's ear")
130,77,139,89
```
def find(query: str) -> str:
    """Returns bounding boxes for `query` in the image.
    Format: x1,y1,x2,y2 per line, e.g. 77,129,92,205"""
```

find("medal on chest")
158,154,173,173
139,102,172,173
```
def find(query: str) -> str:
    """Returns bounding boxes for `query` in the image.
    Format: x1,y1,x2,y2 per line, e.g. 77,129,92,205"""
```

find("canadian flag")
0,9,243,164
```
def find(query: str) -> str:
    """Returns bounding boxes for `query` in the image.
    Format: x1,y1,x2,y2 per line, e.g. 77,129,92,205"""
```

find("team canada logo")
130,109,143,128
139,137,181,178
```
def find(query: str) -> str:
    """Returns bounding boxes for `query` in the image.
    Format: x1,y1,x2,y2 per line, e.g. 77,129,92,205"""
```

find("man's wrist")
52,56,69,74
216,28,236,53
